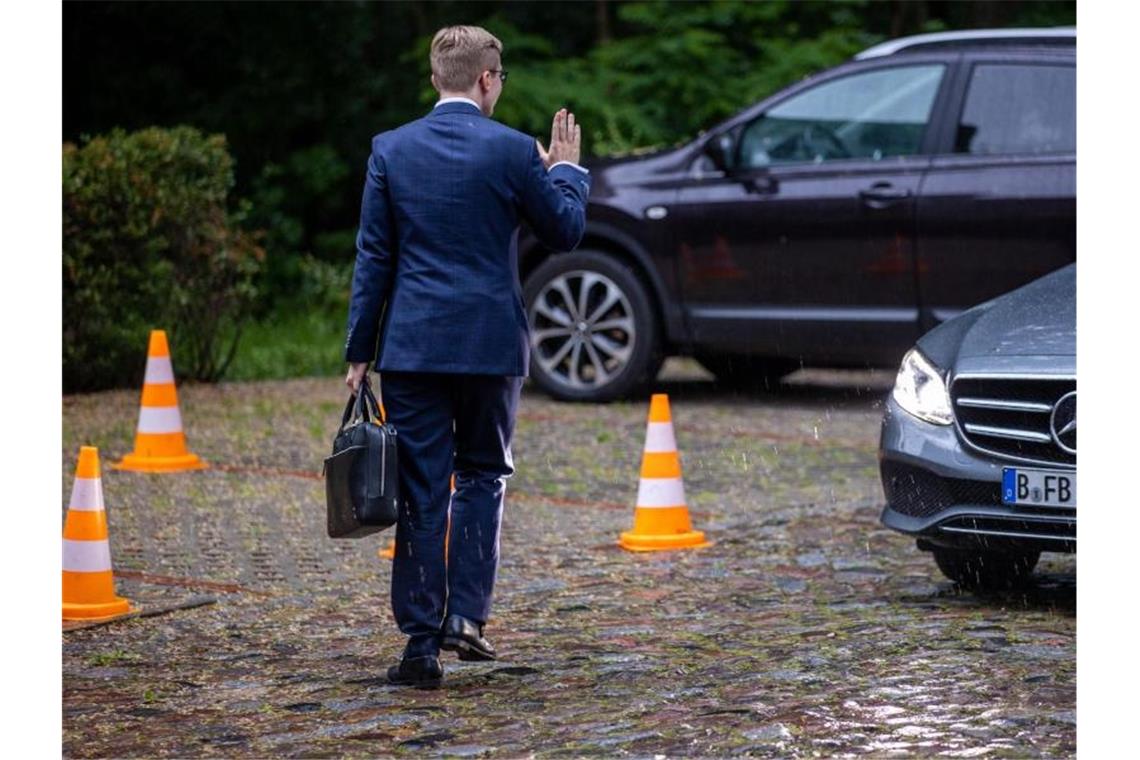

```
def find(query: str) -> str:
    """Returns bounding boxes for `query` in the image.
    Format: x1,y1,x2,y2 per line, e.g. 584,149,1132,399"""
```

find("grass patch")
226,300,348,381
226,256,353,381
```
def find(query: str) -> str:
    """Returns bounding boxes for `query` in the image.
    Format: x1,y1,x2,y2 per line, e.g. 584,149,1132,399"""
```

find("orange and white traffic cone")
379,539,395,560
114,330,207,473
619,394,712,552
63,447,133,620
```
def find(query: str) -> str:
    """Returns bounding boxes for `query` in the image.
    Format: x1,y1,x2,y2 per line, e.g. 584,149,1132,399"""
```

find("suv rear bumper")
878,397,1076,553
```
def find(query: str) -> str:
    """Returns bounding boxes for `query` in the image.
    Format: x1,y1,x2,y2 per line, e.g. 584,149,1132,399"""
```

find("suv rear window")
955,64,1075,155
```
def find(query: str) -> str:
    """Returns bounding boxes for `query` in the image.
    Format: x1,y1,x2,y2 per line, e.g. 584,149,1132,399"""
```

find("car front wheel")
523,250,660,402
932,547,1040,592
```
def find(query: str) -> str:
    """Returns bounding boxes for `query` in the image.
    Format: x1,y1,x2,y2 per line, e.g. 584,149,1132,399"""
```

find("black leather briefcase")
323,378,399,538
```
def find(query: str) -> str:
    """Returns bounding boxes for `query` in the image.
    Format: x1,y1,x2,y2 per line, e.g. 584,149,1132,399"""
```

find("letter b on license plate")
1002,468,1076,508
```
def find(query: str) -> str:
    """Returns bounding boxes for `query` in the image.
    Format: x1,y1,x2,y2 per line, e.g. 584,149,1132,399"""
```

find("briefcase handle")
339,376,387,432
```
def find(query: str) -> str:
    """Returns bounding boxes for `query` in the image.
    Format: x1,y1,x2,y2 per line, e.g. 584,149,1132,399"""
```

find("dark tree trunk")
891,0,930,37
891,0,906,37
596,0,611,45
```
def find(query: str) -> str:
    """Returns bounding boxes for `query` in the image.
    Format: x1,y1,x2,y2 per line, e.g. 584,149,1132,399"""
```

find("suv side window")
736,64,945,168
955,64,1075,155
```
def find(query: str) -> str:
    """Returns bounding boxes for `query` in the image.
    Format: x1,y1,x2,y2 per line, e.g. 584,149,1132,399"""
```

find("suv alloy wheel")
523,250,661,402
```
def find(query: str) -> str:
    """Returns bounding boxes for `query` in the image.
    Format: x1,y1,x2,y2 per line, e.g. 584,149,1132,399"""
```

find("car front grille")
881,461,1002,518
950,375,1076,466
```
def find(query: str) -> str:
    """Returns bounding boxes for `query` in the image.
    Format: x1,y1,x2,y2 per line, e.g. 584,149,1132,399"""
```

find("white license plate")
1002,467,1076,508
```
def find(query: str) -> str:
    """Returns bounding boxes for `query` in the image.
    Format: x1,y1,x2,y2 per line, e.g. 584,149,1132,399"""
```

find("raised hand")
536,108,582,169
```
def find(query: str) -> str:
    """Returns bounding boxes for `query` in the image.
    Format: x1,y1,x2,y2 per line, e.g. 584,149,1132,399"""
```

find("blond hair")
430,25,503,92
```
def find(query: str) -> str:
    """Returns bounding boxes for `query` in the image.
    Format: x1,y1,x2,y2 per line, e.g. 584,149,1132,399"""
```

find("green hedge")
63,127,264,392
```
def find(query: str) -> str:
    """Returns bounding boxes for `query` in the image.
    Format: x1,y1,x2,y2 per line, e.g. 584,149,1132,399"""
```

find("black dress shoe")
386,655,443,688
440,614,497,661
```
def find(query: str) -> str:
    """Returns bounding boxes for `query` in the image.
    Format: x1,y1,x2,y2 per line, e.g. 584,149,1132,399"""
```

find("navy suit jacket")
345,101,591,376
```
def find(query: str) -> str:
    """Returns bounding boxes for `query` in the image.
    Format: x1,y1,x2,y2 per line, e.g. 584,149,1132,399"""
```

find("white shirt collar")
434,97,480,110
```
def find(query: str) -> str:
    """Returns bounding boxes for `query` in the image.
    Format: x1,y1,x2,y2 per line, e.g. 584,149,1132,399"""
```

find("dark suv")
519,28,1076,401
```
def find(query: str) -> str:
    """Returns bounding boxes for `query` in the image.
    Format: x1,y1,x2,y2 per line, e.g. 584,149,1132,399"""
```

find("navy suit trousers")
381,371,524,658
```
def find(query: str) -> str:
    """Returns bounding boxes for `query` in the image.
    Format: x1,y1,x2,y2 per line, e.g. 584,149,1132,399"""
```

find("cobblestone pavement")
62,360,1075,758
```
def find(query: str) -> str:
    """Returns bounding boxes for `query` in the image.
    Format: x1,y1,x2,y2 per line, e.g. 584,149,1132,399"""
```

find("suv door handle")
859,183,912,209
857,183,912,209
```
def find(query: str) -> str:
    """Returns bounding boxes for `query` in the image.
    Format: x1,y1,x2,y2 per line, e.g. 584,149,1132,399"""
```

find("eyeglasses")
489,69,509,82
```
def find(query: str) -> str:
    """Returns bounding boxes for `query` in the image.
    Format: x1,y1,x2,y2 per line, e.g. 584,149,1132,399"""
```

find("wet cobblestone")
62,360,1075,757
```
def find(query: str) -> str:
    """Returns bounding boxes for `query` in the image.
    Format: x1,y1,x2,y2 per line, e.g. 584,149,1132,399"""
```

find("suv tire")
523,250,660,402
932,547,1040,592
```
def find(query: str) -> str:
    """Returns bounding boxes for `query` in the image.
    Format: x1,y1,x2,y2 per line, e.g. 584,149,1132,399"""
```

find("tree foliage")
493,2,884,156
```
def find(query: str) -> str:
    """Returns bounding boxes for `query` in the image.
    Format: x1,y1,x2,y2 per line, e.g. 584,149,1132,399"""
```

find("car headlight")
892,348,953,425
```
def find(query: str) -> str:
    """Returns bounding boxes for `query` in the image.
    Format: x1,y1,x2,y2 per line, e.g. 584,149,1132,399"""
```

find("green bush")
63,126,264,392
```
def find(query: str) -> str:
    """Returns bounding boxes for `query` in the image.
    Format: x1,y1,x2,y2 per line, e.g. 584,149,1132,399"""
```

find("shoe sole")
387,676,442,690
386,667,443,689
440,636,496,661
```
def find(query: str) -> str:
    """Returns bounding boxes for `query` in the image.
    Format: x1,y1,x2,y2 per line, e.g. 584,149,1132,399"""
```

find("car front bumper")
878,396,1076,553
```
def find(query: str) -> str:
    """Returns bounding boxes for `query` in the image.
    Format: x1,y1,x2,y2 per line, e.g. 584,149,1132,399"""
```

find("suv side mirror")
704,133,734,172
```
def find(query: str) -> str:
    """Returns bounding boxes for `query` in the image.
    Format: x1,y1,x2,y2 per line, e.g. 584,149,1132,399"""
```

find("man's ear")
430,73,440,93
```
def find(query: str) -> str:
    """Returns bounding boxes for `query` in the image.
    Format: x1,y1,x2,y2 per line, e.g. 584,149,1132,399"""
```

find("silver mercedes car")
879,264,1075,590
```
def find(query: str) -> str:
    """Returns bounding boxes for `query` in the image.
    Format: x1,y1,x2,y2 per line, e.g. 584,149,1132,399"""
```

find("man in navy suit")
344,25,590,688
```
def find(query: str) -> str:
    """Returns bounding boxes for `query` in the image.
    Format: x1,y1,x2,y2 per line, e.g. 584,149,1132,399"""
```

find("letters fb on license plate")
1002,468,1076,508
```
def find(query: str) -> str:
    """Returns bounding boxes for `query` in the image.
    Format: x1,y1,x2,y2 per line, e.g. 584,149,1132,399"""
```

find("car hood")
582,145,690,197
959,264,1075,358
918,264,1075,375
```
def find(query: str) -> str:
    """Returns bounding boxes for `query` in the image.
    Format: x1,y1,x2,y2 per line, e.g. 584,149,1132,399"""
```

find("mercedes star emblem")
1050,391,1077,455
